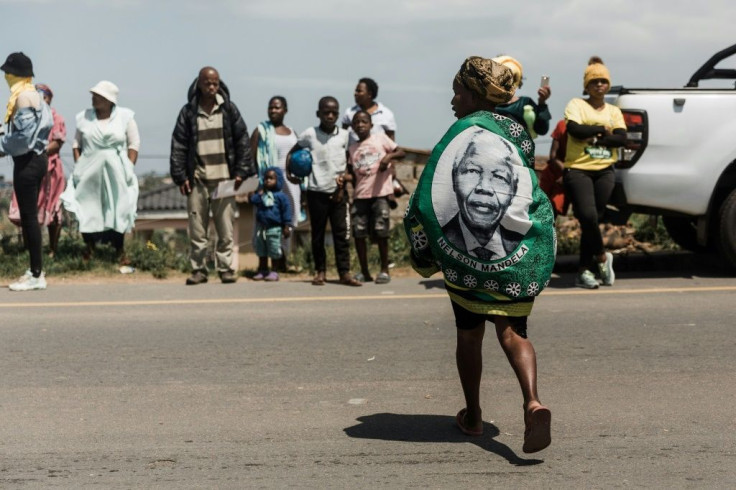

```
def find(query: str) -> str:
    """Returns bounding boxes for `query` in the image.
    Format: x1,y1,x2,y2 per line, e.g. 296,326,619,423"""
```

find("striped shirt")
195,93,229,181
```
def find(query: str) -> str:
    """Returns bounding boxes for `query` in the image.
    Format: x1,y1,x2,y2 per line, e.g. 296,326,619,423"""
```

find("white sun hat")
89,80,119,104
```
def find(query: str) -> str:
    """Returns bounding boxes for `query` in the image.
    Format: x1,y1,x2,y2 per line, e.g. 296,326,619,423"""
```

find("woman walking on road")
404,56,556,453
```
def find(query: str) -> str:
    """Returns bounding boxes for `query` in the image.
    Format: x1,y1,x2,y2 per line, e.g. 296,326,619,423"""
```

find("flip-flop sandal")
523,405,551,453
339,275,362,287
375,272,391,284
456,409,483,437
354,272,372,283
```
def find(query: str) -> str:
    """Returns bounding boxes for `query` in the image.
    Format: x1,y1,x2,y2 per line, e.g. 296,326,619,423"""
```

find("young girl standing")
348,111,405,284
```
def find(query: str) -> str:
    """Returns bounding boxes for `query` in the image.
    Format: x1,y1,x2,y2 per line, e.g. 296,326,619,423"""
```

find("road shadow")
420,251,732,291
420,279,446,290
343,412,543,466
554,251,732,279
546,251,735,289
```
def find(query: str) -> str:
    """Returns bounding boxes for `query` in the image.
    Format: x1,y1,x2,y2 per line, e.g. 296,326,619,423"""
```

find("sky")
2,0,736,180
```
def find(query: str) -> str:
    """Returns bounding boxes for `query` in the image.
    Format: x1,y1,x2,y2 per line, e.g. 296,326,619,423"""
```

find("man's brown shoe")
220,270,237,284
186,270,208,285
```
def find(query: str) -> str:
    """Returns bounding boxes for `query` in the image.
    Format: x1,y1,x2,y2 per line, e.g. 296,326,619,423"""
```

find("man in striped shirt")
170,67,255,285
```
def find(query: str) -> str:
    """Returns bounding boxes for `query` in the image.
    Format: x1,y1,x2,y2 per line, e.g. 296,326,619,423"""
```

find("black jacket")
169,78,255,186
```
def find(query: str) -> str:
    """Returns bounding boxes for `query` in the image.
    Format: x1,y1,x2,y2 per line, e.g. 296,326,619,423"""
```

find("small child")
348,110,405,284
287,96,360,287
248,167,292,281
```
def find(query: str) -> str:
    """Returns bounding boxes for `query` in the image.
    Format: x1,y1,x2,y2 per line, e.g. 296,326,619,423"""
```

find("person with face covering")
8,83,67,257
563,57,626,289
0,52,53,291
60,80,140,263
403,56,556,453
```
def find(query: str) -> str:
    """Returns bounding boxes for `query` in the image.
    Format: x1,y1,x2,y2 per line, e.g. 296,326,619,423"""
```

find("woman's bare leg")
456,323,485,431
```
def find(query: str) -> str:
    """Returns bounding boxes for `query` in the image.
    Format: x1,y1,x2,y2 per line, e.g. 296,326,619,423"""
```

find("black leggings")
306,190,351,275
563,166,615,271
13,152,47,277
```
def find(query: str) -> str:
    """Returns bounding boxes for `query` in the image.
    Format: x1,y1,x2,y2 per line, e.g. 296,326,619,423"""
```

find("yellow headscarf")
455,56,515,105
492,55,523,90
4,73,35,123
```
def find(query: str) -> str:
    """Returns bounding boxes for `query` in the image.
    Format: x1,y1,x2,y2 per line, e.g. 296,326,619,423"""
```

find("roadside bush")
124,235,188,279
628,214,679,250
0,228,188,279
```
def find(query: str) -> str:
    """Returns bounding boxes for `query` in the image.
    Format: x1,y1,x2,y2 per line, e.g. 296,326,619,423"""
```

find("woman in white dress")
61,80,140,261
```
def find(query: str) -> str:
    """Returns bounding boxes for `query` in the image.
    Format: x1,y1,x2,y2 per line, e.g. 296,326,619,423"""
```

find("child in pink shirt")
348,111,405,283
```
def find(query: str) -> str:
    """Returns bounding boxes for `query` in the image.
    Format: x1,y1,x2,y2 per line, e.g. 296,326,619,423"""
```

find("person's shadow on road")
343,412,543,466
420,279,446,290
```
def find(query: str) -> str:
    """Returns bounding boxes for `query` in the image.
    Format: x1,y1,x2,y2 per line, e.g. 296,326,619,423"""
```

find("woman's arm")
548,138,565,171
126,118,140,164
533,102,551,136
250,130,260,163
379,147,405,171
72,127,82,162
47,139,62,155
597,128,627,148
566,120,604,140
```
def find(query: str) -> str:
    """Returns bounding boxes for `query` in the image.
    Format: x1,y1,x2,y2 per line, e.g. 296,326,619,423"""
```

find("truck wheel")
717,188,736,270
662,216,706,252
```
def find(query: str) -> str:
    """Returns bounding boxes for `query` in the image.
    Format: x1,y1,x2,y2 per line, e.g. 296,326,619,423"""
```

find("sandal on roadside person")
312,272,326,286
339,273,362,287
354,272,373,283
375,272,391,284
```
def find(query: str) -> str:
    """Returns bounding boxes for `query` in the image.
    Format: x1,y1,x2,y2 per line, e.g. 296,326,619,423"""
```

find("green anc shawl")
403,111,556,317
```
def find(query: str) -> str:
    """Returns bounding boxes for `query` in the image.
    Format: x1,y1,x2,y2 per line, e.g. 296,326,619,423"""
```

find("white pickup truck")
610,44,736,269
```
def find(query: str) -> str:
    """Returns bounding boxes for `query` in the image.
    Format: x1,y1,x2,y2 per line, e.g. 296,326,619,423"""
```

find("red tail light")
617,109,648,169
623,112,643,128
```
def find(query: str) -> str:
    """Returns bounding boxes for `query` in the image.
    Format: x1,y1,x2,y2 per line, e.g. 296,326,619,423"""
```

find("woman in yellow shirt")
563,57,626,289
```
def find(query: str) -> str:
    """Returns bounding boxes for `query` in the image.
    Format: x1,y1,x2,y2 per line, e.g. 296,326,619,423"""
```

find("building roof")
137,183,187,213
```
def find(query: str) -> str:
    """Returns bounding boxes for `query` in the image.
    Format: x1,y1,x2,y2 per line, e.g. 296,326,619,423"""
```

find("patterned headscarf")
455,56,515,105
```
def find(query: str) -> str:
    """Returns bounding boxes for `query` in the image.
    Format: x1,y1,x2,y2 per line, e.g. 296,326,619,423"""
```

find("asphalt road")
1,261,735,488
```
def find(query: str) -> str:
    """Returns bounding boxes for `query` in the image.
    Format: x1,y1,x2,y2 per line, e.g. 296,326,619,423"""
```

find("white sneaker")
575,270,599,289
15,269,33,282
9,272,47,291
598,252,615,286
